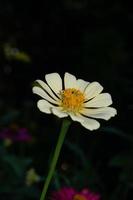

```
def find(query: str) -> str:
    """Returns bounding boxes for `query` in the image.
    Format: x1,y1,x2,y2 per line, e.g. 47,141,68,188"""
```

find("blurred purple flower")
0,127,32,142
50,187,101,200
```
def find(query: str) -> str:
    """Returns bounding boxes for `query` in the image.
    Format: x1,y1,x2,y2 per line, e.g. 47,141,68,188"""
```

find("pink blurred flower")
50,187,100,200
0,126,32,143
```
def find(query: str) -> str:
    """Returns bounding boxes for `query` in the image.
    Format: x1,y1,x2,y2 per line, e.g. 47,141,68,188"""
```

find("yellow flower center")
60,88,85,113
73,194,87,200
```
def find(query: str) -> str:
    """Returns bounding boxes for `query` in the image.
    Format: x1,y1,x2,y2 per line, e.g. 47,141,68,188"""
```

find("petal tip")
32,86,37,94
104,107,117,120
90,123,100,131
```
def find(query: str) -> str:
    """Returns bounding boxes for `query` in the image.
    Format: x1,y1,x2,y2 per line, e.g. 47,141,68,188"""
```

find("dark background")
0,1,131,200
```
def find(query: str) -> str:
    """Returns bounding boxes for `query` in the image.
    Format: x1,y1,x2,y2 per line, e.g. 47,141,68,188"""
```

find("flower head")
33,72,117,130
50,187,100,200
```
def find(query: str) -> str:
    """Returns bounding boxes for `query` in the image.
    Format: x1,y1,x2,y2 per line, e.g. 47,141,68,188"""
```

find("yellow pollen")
60,88,85,113
73,194,87,200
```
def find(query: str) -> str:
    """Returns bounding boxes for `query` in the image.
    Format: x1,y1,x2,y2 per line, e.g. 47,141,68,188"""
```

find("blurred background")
0,1,131,200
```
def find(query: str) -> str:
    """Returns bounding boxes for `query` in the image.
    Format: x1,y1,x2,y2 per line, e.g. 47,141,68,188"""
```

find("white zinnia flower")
32,72,117,130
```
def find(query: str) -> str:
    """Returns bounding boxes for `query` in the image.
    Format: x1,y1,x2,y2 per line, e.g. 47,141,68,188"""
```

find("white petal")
64,72,77,89
32,86,59,105
36,80,59,101
45,73,62,95
84,93,112,107
82,107,117,120
81,116,100,130
69,113,84,122
37,99,55,114
85,82,103,100
69,113,100,130
76,79,89,92
52,107,68,118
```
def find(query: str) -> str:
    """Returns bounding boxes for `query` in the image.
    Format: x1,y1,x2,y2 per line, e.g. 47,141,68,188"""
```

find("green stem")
40,119,71,200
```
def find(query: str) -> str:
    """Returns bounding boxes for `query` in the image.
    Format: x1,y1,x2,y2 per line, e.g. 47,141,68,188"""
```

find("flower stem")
40,118,71,200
